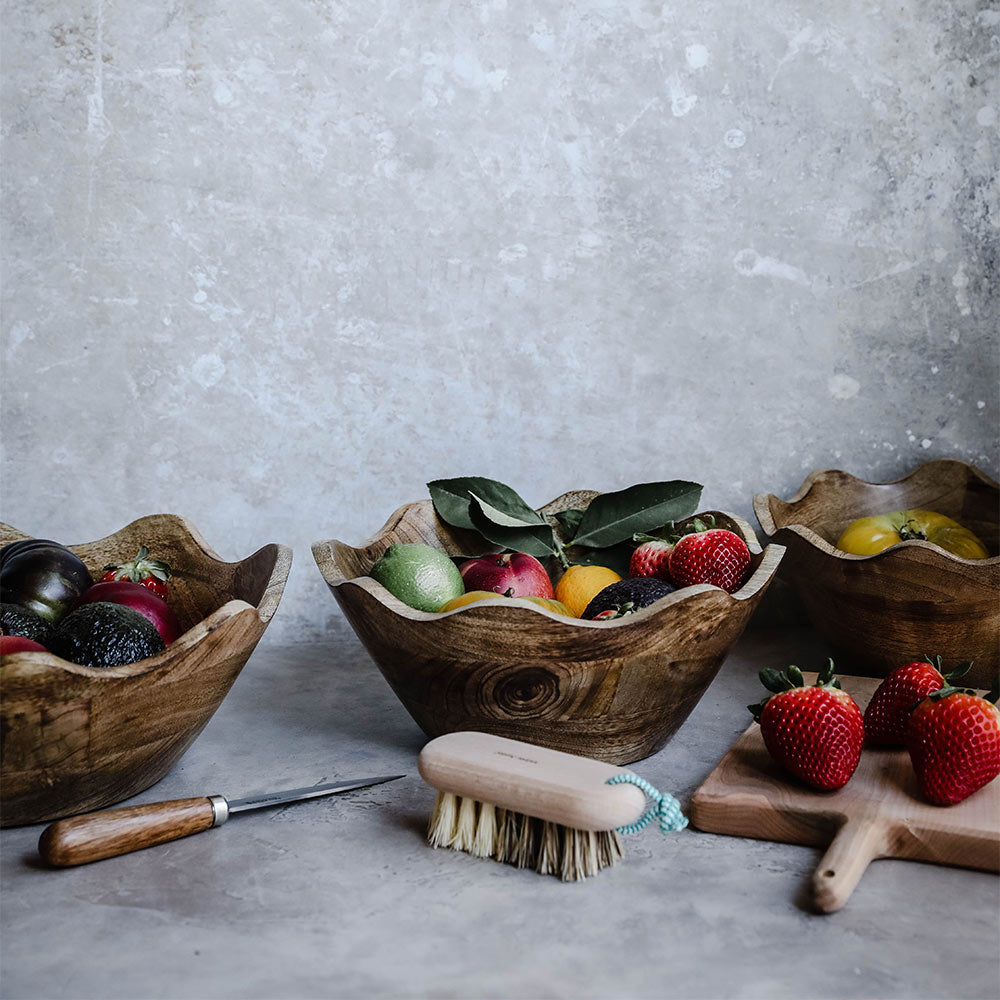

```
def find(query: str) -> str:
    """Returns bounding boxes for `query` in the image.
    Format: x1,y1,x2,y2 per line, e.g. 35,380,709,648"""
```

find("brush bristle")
427,794,624,881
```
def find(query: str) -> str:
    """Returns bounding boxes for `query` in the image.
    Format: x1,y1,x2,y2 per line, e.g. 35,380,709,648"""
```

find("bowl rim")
312,497,786,627
0,513,292,678
752,459,1000,566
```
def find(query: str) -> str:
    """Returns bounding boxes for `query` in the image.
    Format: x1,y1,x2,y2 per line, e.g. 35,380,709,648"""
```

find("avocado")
1,603,54,646
583,577,676,620
51,602,165,667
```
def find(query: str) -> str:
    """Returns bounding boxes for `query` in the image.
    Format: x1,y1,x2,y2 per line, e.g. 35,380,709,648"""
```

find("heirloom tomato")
836,509,988,559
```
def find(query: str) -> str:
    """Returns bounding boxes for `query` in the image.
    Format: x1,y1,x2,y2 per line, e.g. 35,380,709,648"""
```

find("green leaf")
555,509,585,537
816,659,835,687
468,495,560,559
469,493,547,530
570,481,703,548
946,661,973,682
428,477,544,531
759,668,790,694
564,542,634,578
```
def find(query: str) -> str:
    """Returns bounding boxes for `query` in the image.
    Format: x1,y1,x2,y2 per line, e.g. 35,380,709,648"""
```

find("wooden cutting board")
690,674,1000,912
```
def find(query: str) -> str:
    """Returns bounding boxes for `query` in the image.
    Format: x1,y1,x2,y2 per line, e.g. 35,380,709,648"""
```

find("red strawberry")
750,660,864,790
590,602,640,621
906,681,1000,806
864,656,970,746
629,538,674,581
669,518,751,593
102,546,171,600
591,608,624,621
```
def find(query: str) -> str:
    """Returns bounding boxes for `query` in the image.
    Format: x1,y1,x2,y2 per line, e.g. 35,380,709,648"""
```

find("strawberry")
629,537,674,581
906,680,1000,806
101,546,171,600
590,602,641,621
749,660,864,790
864,656,971,746
591,608,626,621
668,518,751,593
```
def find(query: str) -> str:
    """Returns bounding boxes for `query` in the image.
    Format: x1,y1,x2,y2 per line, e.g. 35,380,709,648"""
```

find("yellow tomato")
437,591,573,616
836,509,989,559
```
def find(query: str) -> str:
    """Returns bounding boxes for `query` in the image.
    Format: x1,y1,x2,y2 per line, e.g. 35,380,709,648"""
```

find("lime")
370,543,464,612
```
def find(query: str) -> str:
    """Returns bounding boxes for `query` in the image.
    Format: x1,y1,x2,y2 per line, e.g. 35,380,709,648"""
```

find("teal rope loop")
606,773,688,835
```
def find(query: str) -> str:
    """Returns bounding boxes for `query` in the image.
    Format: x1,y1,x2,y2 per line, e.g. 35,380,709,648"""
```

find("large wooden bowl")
0,515,292,827
753,460,999,686
312,492,784,764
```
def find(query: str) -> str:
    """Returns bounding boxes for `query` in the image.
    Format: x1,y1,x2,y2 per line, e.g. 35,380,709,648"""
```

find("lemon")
554,564,622,618
438,590,498,611
438,591,573,616
370,543,464,612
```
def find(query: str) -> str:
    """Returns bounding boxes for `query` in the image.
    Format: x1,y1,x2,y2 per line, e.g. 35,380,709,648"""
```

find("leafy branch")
427,477,703,571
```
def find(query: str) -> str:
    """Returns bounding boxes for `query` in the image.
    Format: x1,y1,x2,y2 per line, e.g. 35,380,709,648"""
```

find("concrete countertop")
2,623,998,1000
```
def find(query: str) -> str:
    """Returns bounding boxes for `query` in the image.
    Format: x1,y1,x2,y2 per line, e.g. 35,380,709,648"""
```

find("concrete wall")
3,1,997,638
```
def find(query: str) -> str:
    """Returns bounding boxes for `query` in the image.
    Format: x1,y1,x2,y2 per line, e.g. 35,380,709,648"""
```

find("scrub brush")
418,731,687,881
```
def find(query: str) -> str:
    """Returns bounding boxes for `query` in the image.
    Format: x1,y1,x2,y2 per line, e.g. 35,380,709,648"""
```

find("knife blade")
38,774,404,867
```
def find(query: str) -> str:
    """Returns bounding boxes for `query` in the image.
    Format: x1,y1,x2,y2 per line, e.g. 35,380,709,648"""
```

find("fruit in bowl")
0,540,92,625
312,478,785,764
583,578,675,620
369,543,464,614
2,539,183,663
459,551,554,599
49,602,165,667
554,564,622,618
439,591,572,615
837,509,988,559
0,515,291,826
630,517,752,593
753,460,999,687
360,479,760,623
1,603,54,646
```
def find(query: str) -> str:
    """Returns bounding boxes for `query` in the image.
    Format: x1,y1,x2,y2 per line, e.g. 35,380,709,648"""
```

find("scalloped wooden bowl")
753,460,999,687
0,515,292,827
313,492,785,764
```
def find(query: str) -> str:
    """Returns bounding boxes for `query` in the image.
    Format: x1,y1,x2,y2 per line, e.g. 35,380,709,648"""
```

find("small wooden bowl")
753,460,999,686
0,515,292,827
312,492,784,764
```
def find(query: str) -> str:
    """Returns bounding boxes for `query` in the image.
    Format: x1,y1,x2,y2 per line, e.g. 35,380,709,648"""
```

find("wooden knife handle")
38,797,218,867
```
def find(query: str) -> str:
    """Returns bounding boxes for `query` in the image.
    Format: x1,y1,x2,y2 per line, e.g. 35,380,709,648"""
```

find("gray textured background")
2,0,998,639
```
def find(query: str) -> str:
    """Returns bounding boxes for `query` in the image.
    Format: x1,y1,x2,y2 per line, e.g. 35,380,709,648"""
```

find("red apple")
0,635,48,655
459,552,554,599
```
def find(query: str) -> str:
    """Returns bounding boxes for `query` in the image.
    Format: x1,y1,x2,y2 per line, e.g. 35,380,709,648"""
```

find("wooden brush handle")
38,797,220,867
419,731,647,830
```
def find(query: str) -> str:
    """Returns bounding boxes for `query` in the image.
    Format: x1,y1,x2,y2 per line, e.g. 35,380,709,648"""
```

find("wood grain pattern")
37,796,216,867
690,674,1000,913
313,495,785,765
0,515,292,827
753,460,999,686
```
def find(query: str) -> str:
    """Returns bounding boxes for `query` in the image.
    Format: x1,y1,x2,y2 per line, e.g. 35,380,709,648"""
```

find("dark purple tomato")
0,539,93,624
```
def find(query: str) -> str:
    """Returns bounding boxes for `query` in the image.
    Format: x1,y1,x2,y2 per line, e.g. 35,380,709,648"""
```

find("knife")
37,775,404,867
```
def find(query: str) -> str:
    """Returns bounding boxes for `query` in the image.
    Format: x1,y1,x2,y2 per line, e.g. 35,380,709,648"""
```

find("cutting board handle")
812,818,889,913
